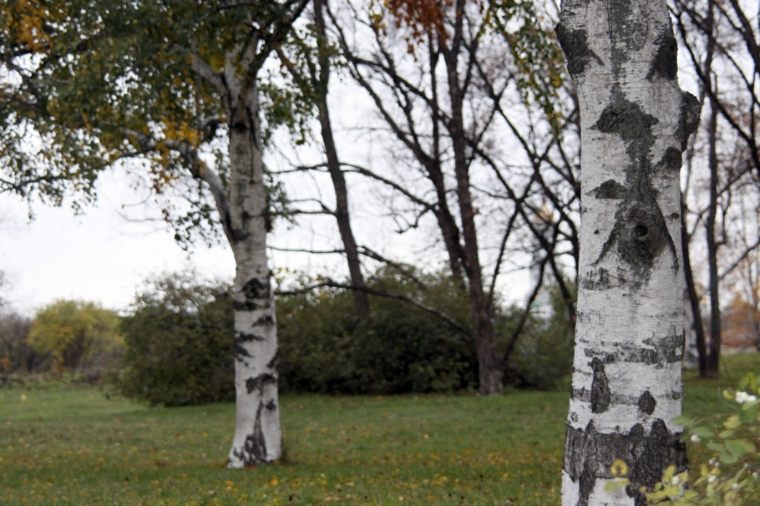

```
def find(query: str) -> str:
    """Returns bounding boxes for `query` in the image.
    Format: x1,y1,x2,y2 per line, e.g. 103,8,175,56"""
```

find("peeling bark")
557,1,699,503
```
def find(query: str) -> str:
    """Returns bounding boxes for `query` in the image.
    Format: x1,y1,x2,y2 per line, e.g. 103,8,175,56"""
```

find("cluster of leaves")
382,0,453,41
1,0,303,244
607,373,760,505
483,0,567,130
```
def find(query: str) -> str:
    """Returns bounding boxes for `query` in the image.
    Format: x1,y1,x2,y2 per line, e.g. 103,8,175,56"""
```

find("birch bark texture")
556,1,700,504
223,58,281,469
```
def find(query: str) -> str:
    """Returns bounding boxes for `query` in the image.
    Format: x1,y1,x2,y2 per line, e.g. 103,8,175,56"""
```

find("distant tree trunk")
314,0,370,320
681,200,708,374
557,0,699,503
705,102,722,376
443,7,503,395
225,75,282,468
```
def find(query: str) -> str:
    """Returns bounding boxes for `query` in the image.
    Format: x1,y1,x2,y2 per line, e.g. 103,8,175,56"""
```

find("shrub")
118,274,234,406
278,269,478,394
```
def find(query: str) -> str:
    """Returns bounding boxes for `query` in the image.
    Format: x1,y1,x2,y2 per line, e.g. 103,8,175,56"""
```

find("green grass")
0,354,758,505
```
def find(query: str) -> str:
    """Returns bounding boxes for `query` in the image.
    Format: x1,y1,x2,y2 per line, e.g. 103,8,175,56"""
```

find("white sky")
0,171,236,315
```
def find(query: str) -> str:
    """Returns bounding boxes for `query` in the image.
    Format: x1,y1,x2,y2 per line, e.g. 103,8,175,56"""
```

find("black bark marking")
594,93,657,141
246,373,277,394
647,30,678,80
266,352,279,370
243,402,267,466
572,387,680,405
564,419,687,506
592,90,678,285
590,358,611,413
608,0,648,52
236,331,265,343
643,332,685,364
659,147,683,172
234,343,252,358
265,399,277,411
233,300,259,311
583,339,683,367
242,277,269,301
638,390,656,415
618,202,671,274
555,25,603,76
253,314,275,327
676,92,701,150
580,268,627,291
590,180,626,199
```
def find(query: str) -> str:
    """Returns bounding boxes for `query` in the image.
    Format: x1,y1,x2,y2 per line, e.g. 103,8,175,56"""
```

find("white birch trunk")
222,67,282,468
556,1,700,504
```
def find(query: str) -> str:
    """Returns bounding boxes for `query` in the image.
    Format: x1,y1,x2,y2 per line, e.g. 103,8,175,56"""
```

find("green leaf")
692,426,714,439
725,439,754,456
672,415,695,428
724,415,741,430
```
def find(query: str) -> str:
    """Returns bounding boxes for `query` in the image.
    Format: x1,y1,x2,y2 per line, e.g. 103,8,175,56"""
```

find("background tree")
557,0,700,503
29,299,120,374
275,0,371,320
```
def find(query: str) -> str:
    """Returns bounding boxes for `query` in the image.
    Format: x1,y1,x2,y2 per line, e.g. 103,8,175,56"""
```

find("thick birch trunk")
225,80,282,468
557,1,700,503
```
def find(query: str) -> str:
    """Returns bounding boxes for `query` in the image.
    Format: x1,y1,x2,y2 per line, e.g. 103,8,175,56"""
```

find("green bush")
278,269,478,394
117,274,234,406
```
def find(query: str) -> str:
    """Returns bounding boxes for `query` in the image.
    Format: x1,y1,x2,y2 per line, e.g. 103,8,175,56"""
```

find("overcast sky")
0,170,234,315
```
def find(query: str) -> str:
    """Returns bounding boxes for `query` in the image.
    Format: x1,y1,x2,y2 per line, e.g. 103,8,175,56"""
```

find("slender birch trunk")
557,1,700,503
224,72,282,468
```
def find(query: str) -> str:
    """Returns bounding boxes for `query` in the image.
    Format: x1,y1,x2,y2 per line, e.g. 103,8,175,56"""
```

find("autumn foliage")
383,0,454,39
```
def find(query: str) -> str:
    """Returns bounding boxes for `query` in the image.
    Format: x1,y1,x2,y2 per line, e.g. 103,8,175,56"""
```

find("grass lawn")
1,354,758,505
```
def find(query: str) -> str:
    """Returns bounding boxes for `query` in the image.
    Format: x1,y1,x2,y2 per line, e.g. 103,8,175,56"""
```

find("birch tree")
556,0,700,503
0,0,307,467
